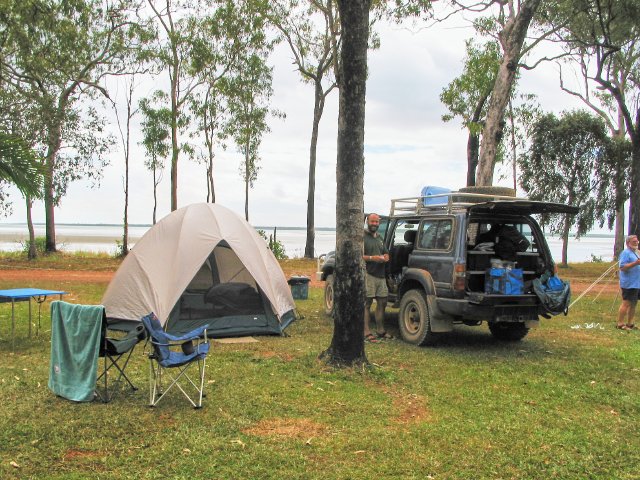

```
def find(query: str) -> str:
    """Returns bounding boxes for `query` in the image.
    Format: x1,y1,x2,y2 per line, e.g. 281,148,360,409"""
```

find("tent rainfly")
102,203,297,337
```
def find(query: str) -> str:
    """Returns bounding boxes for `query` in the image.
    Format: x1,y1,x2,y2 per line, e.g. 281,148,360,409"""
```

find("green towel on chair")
48,301,104,402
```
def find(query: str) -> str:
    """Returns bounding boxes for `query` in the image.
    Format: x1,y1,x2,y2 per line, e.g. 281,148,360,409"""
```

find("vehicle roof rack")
389,191,529,216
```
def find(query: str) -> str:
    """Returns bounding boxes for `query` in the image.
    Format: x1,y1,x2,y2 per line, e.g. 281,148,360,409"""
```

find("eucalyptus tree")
139,95,171,224
146,0,270,212
519,111,610,266
320,0,370,368
269,0,340,258
111,75,139,255
225,53,280,222
441,39,500,186
189,82,227,203
0,0,140,252
548,0,640,246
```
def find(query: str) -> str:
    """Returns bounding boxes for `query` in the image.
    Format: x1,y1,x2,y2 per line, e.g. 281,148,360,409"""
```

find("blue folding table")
0,288,68,347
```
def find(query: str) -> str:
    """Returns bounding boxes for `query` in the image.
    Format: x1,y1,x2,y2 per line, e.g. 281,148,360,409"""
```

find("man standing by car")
363,213,391,342
617,234,640,330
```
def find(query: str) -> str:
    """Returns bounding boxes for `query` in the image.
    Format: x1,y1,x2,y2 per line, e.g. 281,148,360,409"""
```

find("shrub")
257,229,288,260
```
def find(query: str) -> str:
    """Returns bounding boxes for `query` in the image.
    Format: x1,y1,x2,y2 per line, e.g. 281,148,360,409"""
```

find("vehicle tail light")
454,263,466,291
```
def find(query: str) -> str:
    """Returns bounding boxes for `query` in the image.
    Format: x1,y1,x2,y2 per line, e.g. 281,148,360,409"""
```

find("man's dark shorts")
621,288,640,303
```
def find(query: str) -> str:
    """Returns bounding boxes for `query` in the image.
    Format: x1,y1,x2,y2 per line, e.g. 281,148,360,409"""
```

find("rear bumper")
437,294,540,322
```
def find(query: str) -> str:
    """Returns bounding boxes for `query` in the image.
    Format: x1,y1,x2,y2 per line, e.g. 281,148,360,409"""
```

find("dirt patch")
258,351,296,362
63,449,102,461
388,390,432,425
0,269,113,283
0,264,610,293
243,418,327,439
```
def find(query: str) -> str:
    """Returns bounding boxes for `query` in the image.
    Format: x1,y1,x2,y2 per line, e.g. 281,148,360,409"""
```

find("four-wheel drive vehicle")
318,189,579,345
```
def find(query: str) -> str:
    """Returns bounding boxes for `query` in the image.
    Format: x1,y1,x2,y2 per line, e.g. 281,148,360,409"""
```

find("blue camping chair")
141,313,210,408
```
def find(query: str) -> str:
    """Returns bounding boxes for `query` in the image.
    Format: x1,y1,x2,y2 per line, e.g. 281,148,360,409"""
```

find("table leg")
29,298,32,338
11,300,15,350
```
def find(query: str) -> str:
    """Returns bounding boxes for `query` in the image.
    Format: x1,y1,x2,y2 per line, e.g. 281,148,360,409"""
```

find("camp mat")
212,336,259,344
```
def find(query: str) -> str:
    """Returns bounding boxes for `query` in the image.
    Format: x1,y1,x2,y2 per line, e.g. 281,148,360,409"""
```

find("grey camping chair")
95,319,146,403
141,313,210,408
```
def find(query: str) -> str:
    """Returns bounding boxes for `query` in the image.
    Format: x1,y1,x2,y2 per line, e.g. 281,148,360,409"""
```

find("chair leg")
148,359,207,408
96,351,137,403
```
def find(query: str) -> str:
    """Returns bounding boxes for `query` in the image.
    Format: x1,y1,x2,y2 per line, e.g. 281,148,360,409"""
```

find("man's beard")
368,225,378,233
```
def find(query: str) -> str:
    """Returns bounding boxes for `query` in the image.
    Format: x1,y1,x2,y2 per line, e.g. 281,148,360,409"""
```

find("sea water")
0,223,617,263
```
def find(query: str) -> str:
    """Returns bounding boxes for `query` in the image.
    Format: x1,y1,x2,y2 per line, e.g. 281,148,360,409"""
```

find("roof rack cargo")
389,191,529,216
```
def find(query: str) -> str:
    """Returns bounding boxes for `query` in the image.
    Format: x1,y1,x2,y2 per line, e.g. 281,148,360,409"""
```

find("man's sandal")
376,331,394,340
616,324,630,330
626,324,637,330
365,333,380,343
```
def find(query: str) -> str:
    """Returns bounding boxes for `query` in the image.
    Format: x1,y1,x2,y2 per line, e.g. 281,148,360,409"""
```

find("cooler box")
421,186,451,206
485,268,524,295
288,276,311,300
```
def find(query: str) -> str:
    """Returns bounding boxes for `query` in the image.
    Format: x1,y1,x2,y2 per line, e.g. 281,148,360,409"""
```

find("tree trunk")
614,203,625,259
122,90,132,257
152,165,158,225
476,0,541,186
26,196,36,260
629,136,640,236
305,80,326,258
245,149,250,222
561,215,570,267
466,94,488,186
44,105,66,253
170,57,179,212
320,0,370,368
466,132,479,187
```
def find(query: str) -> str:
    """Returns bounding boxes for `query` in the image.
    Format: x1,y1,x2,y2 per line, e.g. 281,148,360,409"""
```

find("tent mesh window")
179,245,266,321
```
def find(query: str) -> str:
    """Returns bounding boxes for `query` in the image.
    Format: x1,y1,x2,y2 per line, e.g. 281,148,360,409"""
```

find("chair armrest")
163,325,210,342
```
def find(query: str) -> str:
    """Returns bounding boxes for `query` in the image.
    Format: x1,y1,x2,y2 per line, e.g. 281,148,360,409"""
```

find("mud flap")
427,294,454,332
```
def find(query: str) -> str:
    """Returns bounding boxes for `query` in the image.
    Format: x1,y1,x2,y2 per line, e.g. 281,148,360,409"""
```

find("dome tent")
102,203,296,337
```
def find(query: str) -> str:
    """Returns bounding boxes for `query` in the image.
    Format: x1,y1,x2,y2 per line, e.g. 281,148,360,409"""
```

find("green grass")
0,256,638,479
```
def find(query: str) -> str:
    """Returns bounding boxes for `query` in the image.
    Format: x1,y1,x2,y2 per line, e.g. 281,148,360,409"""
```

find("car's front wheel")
398,289,438,346
323,274,335,316
488,322,529,341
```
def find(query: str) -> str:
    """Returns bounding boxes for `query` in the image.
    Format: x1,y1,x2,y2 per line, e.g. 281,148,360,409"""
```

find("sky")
1,12,587,229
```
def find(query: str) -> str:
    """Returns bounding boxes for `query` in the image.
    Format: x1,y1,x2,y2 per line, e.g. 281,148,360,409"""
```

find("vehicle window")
418,219,453,250
378,217,390,241
390,219,419,246
469,221,537,253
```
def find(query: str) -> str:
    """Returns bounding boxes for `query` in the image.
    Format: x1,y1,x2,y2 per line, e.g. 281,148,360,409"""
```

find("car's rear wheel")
398,289,437,346
323,274,335,316
488,322,529,341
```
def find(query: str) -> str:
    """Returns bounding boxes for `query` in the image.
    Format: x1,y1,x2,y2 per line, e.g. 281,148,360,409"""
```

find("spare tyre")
458,186,516,197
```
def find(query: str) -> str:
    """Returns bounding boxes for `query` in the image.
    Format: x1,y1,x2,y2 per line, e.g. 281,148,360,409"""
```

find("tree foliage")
226,52,279,221
441,39,500,185
0,133,43,199
139,94,171,224
519,110,610,265
0,0,140,251
269,0,340,258
548,0,640,236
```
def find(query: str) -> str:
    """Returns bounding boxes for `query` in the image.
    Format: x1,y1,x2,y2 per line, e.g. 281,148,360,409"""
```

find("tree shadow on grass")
385,309,551,357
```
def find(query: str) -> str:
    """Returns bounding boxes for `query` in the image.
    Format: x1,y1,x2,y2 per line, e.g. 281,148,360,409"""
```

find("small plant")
590,254,604,263
20,236,47,256
257,229,288,260
113,240,129,258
